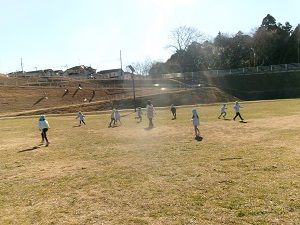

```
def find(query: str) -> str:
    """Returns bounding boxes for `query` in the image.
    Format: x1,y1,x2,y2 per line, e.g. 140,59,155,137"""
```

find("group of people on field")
109,109,122,127
217,101,244,121
37,100,245,146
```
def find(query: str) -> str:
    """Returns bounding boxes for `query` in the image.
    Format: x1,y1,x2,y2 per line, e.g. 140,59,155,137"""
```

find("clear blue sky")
1,0,299,73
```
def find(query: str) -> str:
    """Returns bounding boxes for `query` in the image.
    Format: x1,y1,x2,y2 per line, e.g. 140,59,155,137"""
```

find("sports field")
0,99,300,224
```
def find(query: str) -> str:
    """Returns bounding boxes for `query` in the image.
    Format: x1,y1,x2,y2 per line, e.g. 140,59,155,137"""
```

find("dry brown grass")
0,99,300,224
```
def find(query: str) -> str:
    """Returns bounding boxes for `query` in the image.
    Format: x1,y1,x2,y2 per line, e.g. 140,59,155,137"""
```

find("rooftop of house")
97,68,123,74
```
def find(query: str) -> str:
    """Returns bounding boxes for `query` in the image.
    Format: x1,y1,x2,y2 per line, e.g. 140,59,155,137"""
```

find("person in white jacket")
38,114,50,146
76,111,86,126
191,109,200,136
218,103,227,119
146,100,155,127
114,109,122,126
233,101,244,121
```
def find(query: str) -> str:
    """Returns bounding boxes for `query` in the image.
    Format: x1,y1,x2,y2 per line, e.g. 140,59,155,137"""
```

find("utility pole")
120,50,123,77
21,58,23,73
127,65,136,112
297,29,300,63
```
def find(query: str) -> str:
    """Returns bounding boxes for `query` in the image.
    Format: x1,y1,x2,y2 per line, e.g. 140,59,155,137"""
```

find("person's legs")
109,118,114,126
41,131,44,142
42,129,49,143
238,112,244,120
149,118,153,126
82,120,86,125
233,113,238,120
194,126,198,135
196,127,200,135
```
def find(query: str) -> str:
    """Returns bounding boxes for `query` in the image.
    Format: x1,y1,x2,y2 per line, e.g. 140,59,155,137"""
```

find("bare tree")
166,26,205,75
166,26,205,52
128,58,159,76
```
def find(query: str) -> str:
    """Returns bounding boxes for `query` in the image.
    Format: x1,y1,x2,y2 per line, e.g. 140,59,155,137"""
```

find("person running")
233,101,244,121
135,107,143,122
191,109,200,137
171,104,177,119
76,111,86,126
114,109,122,126
146,100,155,127
38,114,50,146
218,103,227,119
108,109,116,127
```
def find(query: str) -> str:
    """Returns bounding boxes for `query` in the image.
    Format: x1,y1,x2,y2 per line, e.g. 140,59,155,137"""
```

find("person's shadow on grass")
62,89,69,98
33,97,46,106
19,145,41,153
144,126,154,131
72,88,80,97
195,136,203,141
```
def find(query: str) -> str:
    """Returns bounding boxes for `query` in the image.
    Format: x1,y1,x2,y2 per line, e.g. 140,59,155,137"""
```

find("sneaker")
46,142,50,146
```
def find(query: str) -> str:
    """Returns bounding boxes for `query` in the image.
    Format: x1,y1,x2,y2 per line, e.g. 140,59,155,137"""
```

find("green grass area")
0,99,300,224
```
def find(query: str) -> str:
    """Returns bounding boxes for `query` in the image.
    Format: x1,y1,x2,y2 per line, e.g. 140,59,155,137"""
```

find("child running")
114,109,122,126
191,109,200,137
135,107,143,122
233,101,244,121
38,114,50,146
76,111,86,126
146,100,156,127
108,109,116,127
218,103,227,119
171,104,177,119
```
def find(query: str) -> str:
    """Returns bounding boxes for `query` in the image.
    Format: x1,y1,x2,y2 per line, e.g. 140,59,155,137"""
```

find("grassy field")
0,99,300,225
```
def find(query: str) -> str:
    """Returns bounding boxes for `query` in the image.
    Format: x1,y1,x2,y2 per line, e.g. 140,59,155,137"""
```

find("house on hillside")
7,71,24,77
122,72,146,80
123,72,133,79
64,65,96,79
53,70,64,76
25,69,55,77
96,68,124,79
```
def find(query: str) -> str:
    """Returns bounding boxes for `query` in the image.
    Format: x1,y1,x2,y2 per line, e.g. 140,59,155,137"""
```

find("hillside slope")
0,76,239,117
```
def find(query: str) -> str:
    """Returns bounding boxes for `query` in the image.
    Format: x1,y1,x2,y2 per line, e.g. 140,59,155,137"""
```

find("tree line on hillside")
132,14,300,78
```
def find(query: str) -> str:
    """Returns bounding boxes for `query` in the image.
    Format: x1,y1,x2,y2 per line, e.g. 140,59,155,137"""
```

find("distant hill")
0,76,238,117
